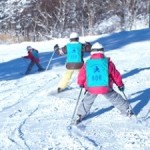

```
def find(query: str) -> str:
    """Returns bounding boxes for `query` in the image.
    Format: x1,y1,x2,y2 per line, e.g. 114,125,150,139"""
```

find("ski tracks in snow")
0,73,59,149
96,110,150,150
0,71,149,149
8,107,38,150
46,85,150,150
67,124,102,150
65,105,150,150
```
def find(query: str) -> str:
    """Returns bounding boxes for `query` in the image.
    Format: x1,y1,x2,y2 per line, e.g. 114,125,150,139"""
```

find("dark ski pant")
76,90,130,119
25,61,44,74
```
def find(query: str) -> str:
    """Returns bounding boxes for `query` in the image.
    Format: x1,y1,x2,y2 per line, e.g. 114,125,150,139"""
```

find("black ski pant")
25,61,43,74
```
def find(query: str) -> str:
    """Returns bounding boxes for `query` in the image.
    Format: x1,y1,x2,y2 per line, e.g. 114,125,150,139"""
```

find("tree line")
0,0,149,41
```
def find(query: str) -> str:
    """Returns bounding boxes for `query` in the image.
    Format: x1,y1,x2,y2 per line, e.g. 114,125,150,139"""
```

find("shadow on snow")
0,51,67,81
80,87,150,122
83,106,114,122
78,67,150,121
0,28,149,122
122,67,150,79
94,28,150,51
1,28,150,82
129,88,150,115
122,67,150,115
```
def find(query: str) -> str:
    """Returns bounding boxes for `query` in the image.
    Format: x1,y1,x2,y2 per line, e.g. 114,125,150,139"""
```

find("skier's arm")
54,44,66,55
82,42,92,52
77,65,86,87
23,52,30,59
109,60,124,87
23,52,34,60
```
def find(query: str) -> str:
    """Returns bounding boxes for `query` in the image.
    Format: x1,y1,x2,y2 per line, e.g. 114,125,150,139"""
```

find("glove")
118,85,125,91
54,44,59,51
85,42,91,46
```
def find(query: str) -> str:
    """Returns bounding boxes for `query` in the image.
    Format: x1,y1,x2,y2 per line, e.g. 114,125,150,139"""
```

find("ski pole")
122,91,132,110
84,90,87,95
46,50,55,71
71,87,83,124
122,91,128,101
122,91,137,118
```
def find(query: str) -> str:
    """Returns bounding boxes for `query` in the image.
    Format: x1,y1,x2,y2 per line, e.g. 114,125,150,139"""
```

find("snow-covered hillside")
0,29,150,150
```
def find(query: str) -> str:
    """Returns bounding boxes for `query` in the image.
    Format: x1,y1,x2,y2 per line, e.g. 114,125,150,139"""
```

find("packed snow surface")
0,29,150,150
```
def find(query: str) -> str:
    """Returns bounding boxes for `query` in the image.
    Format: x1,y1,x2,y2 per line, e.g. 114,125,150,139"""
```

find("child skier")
54,32,91,93
23,46,45,74
74,42,134,124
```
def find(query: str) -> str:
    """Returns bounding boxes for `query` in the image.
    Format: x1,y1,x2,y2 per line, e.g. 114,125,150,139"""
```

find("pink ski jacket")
24,49,39,63
77,53,124,94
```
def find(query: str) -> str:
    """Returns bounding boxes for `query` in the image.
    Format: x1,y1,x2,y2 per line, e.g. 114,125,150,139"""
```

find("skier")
75,42,134,124
23,46,45,74
54,32,91,93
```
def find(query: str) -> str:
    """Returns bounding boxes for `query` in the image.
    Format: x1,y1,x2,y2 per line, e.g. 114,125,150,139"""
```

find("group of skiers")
23,32,134,125
54,32,134,124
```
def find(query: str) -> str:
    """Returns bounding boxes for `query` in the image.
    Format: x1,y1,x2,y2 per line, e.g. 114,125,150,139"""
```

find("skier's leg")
76,92,97,120
104,90,131,116
25,61,35,74
58,69,74,92
36,63,44,71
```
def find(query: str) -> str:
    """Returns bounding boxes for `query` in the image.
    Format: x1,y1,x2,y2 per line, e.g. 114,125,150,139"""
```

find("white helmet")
70,32,79,39
26,46,32,51
91,42,103,50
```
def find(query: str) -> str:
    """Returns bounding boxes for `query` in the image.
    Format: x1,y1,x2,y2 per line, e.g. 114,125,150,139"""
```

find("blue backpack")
86,58,109,87
66,42,82,63
32,50,39,59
